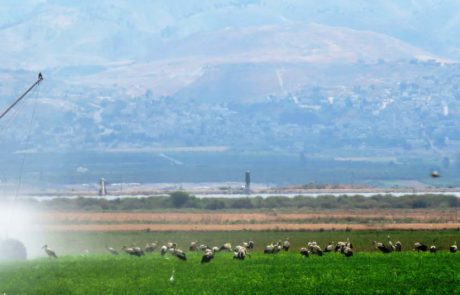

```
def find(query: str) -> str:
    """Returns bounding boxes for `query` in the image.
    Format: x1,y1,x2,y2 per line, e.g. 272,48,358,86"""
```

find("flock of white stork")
373,236,458,254
41,237,458,262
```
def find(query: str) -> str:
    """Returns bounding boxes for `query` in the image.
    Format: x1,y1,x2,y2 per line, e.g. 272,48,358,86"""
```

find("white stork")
42,245,57,258
106,245,119,255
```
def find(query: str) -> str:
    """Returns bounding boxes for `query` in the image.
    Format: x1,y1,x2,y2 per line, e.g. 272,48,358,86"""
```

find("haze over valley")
1,1,460,187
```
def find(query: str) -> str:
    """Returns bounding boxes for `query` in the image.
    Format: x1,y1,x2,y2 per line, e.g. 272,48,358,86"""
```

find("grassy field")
1,230,459,294
36,230,460,255
0,252,459,294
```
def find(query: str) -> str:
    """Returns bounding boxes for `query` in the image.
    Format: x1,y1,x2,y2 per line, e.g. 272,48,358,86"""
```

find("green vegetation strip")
14,193,460,211
0,252,459,294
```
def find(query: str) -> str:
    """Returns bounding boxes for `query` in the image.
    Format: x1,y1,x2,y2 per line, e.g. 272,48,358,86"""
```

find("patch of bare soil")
41,210,460,222
38,223,460,232
35,209,460,231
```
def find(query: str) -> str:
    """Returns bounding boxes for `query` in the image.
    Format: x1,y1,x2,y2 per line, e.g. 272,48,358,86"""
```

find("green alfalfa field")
0,230,459,294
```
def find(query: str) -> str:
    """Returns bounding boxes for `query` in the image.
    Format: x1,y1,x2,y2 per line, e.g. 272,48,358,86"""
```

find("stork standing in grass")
106,245,119,255
264,242,281,254
244,241,254,249
42,245,57,259
387,236,396,252
172,248,187,261
145,242,158,253
264,244,275,254
334,240,353,257
308,242,323,256
341,245,353,257
346,238,353,249
282,239,290,251
189,241,198,251
133,246,145,256
325,242,334,253
429,239,437,253
122,246,144,257
300,247,310,257
167,242,177,249
373,241,392,253
220,243,232,252
160,245,168,256
414,242,428,252
335,241,346,252
273,241,282,253
201,249,214,263
233,247,248,260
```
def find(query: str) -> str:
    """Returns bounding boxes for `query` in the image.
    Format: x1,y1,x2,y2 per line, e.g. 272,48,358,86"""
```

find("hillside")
0,1,459,163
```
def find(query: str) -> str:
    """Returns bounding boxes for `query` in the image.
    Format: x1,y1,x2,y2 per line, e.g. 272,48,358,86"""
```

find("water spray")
0,73,44,261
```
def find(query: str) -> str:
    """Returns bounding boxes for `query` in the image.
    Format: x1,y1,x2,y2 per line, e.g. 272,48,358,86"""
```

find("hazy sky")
1,0,460,70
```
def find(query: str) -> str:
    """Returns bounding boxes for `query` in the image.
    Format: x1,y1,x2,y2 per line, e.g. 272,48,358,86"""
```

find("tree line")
14,192,460,211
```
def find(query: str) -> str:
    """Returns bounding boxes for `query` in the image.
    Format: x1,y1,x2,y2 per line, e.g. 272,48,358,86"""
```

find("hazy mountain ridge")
2,0,460,66
41,22,444,99
1,0,460,158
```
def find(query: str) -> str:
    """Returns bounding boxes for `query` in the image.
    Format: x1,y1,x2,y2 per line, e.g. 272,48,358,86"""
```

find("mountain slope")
57,23,442,99
0,1,459,158
2,0,460,68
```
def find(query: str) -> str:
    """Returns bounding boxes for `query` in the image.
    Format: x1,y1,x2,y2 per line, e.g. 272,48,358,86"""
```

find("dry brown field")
35,209,460,232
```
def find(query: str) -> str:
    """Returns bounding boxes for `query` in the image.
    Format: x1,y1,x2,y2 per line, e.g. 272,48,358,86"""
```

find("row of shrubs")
14,192,460,211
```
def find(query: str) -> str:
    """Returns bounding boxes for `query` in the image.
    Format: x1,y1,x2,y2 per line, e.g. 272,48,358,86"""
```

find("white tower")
99,178,107,196
244,170,251,194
